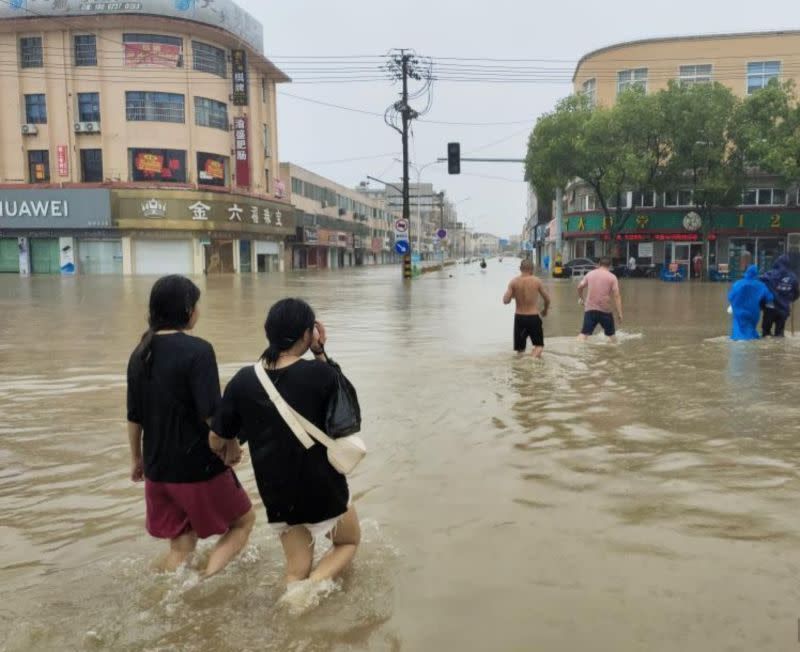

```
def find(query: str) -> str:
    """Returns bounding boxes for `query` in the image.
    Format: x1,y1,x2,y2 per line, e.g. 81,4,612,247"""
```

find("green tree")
525,89,669,236
659,81,743,235
730,80,798,186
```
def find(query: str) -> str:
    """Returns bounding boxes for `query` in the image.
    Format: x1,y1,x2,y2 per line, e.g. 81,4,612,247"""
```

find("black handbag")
321,351,362,438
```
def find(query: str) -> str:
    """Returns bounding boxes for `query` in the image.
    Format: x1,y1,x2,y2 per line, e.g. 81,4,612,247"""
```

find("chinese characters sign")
131,148,187,183
233,117,250,188
231,50,248,106
57,145,69,177
197,152,227,187
124,42,182,67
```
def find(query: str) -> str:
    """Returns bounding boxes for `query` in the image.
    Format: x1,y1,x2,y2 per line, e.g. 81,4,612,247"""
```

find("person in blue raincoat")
760,254,800,337
728,264,774,341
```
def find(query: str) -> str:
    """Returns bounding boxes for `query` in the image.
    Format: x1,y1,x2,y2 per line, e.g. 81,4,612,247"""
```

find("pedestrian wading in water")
127,275,255,576
209,298,361,588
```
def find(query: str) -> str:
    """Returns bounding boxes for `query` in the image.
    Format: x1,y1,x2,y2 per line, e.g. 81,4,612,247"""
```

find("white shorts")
270,514,343,541
270,495,351,542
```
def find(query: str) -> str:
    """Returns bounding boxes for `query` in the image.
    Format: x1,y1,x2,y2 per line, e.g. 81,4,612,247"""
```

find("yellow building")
562,31,800,280
0,0,291,275
574,30,800,106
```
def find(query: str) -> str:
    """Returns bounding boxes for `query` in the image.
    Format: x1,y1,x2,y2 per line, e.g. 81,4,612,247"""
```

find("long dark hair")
262,298,316,367
134,275,201,373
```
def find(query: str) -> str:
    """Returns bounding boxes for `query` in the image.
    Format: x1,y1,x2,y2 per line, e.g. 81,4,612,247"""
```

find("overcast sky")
235,0,795,238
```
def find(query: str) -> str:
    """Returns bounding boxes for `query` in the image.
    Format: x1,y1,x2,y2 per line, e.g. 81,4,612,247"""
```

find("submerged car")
552,257,597,278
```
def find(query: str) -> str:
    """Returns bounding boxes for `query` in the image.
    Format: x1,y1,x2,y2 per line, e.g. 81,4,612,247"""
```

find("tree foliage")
525,80,798,235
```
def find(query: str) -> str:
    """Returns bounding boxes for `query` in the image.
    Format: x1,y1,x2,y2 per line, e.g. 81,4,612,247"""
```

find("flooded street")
2,260,800,651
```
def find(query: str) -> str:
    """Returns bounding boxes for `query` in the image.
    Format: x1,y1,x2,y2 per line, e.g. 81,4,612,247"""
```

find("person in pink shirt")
577,258,624,342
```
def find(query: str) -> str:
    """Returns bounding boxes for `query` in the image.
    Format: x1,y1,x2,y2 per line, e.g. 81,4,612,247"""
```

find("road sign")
436,228,447,239
394,218,409,234
394,239,410,255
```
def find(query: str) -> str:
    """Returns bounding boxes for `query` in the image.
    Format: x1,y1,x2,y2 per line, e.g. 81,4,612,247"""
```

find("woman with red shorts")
126,275,255,576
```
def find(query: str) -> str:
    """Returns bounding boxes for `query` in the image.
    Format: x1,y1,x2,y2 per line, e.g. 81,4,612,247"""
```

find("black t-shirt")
127,333,226,483
213,359,349,525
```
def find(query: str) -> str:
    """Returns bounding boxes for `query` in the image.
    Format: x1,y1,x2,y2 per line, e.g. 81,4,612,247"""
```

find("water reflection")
1,263,800,651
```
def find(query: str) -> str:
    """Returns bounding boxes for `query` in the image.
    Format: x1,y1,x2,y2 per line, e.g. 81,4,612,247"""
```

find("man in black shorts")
503,259,551,358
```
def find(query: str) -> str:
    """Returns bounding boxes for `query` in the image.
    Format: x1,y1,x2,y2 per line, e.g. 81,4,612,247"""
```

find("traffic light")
447,142,461,175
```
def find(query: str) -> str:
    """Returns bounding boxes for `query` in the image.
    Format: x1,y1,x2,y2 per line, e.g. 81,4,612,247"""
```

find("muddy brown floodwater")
2,260,800,651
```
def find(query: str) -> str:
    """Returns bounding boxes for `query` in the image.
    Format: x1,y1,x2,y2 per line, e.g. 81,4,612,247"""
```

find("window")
194,96,228,130
292,177,303,195
679,64,712,86
265,168,270,194
24,94,47,124
126,91,185,123
262,77,270,104
80,149,103,182
129,148,187,183
581,195,596,210
632,191,655,208
582,78,597,106
74,35,97,66
747,61,780,94
617,68,647,94
262,123,271,157
664,190,693,207
77,93,100,122
197,152,228,187
608,192,631,209
741,188,786,206
28,150,50,183
192,41,226,77
20,37,43,68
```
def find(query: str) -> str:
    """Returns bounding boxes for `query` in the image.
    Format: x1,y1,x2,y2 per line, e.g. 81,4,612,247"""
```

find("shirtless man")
503,259,551,358
577,257,623,343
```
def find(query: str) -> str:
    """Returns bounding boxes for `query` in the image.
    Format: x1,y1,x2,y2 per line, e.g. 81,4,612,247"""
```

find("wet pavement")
1,260,800,651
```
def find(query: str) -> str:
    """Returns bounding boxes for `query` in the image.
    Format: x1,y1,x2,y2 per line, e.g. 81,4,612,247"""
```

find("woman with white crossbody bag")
209,298,364,588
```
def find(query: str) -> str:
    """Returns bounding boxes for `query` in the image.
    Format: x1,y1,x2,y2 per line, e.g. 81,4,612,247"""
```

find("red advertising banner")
57,145,68,177
234,116,250,188
124,42,182,67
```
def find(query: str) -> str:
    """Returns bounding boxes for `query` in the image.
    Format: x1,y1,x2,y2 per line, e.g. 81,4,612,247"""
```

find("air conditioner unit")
321,200,328,208
264,144,271,158
21,124,38,135
84,122,100,133
74,122,85,133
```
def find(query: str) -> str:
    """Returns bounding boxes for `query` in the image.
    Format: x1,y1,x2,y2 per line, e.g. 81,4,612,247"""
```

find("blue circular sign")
394,240,410,255
437,228,448,239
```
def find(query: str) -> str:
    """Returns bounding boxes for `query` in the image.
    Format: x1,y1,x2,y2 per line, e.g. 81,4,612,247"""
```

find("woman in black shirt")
127,275,255,576
210,298,360,586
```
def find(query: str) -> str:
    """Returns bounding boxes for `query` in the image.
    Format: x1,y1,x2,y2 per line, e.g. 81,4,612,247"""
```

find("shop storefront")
115,189,294,275
563,208,800,280
0,189,113,275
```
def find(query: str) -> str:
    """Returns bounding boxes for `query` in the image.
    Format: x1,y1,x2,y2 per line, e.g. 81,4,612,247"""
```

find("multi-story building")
0,0,290,276
282,163,399,270
559,31,800,279
474,233,500,257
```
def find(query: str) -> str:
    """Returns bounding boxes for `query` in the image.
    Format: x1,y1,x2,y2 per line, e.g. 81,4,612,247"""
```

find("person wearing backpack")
209,298,360,587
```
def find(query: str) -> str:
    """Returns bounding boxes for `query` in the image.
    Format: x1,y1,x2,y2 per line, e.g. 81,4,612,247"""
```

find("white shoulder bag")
253,362,366,475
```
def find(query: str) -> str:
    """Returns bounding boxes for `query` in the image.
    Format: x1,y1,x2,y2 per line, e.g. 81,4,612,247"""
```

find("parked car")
552,257,597,278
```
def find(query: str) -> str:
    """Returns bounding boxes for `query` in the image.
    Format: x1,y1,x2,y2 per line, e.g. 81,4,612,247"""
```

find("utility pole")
385,49,430,280
400,52,411,278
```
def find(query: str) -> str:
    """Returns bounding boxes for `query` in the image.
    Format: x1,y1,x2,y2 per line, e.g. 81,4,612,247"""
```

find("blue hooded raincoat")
728,265,774,341
760,255,800,318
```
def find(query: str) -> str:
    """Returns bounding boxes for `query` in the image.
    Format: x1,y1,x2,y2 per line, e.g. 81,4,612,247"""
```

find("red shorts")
144,469,252,540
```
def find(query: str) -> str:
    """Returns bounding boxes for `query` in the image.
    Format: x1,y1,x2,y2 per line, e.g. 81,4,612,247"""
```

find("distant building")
282,163,399,270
